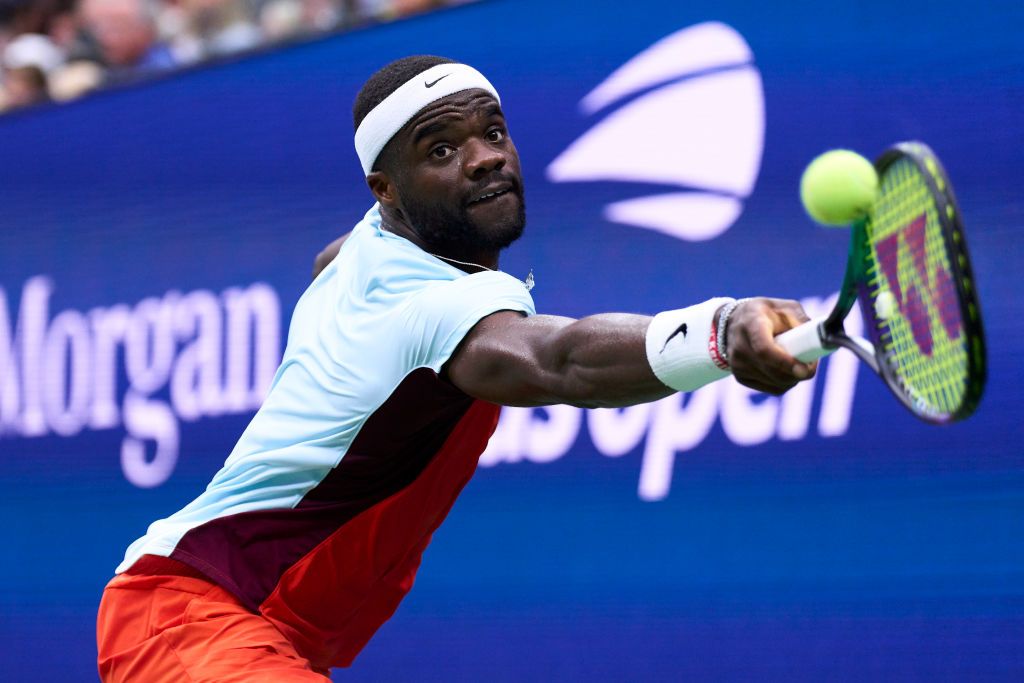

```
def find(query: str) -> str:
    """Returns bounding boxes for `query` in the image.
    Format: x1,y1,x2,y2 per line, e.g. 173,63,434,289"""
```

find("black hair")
352,54,457,131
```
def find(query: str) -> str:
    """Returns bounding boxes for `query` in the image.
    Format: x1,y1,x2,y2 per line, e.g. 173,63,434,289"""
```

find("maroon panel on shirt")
169,367,475,611
260,399,501,669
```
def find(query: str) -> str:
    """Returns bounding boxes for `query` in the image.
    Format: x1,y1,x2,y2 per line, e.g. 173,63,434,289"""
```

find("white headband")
354,63,501,176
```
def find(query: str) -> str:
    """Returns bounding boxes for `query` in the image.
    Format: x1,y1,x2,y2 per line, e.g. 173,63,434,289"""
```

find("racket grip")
774,316,833,363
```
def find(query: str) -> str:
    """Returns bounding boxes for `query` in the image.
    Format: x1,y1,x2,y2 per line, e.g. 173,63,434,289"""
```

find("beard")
401,178,526,261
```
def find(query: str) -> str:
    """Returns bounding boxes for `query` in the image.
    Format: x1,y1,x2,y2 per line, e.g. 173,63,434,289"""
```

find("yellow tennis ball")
800,149,879,226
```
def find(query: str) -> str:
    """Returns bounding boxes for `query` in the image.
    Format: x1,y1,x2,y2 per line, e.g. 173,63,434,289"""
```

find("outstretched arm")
445,298,816,408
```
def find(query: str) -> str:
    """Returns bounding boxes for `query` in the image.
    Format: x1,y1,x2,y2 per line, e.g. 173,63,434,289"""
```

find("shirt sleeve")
402,270,536,372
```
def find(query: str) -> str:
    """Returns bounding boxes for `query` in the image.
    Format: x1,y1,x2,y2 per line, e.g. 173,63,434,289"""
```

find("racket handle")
774,316,833,363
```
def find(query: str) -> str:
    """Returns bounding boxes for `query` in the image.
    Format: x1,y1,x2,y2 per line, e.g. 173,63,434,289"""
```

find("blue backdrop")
1,1,1022,680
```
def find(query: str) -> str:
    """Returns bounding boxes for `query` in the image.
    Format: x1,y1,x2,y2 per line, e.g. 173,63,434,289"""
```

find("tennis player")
96,55,816,682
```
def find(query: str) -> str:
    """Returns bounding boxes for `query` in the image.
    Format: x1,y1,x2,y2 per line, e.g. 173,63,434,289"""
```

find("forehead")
402,90,503,140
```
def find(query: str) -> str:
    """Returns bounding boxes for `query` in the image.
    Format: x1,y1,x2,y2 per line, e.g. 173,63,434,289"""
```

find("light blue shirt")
117,204,536,572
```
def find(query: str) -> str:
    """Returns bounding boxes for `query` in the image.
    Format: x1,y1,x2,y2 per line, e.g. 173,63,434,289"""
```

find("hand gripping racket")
775,141,986,424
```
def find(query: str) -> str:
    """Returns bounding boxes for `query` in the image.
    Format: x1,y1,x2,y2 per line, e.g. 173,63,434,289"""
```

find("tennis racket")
775,141,986,424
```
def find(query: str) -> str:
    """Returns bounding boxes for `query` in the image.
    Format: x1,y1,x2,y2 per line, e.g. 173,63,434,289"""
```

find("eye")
486,128,506,143
430,144,454,159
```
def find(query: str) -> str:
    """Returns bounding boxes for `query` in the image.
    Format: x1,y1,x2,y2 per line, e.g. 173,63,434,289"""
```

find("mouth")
467,183,515,206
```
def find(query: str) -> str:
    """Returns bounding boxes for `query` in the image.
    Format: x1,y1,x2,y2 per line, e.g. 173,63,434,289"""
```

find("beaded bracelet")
716,298,750,366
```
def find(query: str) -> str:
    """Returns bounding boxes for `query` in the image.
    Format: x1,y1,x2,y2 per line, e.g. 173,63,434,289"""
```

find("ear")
367,171,400,209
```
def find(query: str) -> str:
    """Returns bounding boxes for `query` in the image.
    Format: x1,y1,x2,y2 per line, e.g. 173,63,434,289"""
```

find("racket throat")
830,331,880,373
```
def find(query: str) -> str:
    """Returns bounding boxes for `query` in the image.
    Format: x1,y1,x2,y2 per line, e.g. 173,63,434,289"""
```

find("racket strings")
865,157,968,418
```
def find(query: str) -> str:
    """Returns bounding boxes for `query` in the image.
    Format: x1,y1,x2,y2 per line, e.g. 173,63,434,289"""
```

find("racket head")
851,141,986,423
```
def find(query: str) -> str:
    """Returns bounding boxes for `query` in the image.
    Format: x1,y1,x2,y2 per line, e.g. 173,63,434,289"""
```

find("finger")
757,306,821,380
798,359,819,380
731,341,800,394
766,343,818,381
727,299,816,388
765,298,811,332
747,321,812,384
733,374,778,395
730,315,795,385
729,299,817,388
734,375,795,396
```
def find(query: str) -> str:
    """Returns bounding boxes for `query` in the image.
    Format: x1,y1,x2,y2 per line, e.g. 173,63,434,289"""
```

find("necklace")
429,252,493,272
429,252,535,292
378,220,532,292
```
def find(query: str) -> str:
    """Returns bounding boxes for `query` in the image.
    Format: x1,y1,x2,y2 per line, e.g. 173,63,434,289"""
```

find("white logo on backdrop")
0,277,280,488
546,21,765,241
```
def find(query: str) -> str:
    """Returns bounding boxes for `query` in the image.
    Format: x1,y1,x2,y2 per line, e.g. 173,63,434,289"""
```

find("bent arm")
312,233,351,280
445,298,817,408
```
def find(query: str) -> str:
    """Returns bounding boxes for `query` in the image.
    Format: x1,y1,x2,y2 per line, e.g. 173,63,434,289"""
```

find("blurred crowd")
0,0,473,113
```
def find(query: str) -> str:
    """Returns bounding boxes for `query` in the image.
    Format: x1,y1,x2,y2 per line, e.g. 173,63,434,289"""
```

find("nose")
463,137,505,179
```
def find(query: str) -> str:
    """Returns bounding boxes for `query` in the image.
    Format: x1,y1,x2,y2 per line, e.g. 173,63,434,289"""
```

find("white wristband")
645,298,735,392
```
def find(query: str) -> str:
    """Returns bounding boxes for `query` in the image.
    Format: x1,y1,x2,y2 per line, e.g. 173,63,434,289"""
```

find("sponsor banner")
0,277,280,487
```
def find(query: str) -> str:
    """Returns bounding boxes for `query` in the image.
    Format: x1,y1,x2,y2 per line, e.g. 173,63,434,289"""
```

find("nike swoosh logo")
424,74,451,88
660,323,687,353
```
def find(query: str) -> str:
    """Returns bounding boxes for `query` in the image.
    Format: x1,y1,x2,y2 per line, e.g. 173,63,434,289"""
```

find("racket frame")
813,142,986,424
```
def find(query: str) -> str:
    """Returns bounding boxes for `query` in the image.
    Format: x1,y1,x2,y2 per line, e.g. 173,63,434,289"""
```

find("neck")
379,205,500,272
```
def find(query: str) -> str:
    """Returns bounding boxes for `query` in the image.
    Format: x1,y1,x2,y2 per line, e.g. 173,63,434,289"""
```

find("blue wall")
1,1,1022,680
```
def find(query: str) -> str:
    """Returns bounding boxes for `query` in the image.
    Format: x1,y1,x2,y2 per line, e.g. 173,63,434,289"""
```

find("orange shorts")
96,555,330,682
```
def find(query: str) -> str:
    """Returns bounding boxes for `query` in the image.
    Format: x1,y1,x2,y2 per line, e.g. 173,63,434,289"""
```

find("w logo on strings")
875,214,962,356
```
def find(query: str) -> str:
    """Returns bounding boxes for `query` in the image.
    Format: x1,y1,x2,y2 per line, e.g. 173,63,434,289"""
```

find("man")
97,55,816,682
